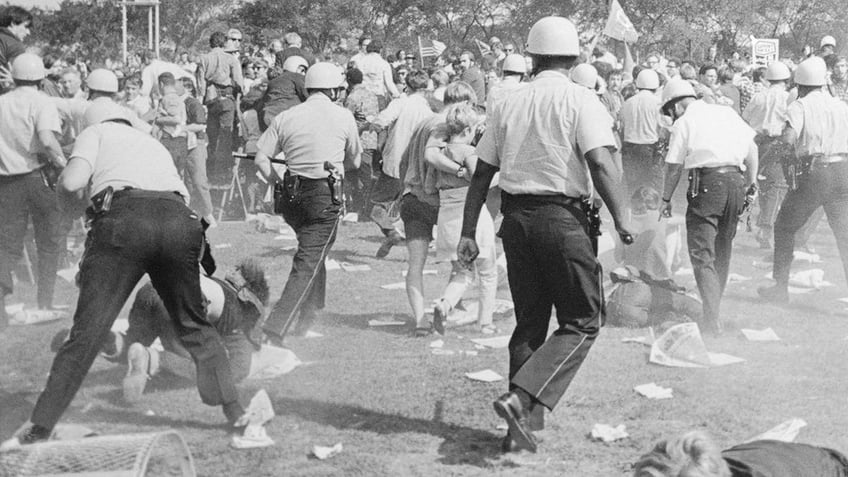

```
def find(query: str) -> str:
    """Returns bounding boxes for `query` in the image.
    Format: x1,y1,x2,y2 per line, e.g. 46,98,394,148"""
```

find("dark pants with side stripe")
500,193,602,412
263,178,340,338
31,192,240,430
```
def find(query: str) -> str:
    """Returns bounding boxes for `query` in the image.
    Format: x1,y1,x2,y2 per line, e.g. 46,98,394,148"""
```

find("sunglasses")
229,37,242,42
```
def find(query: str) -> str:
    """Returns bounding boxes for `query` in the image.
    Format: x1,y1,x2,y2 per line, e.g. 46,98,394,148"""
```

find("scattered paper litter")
470,335,511,349
368,319,406,327
380,282,406,290
232,424,275,449
465,369,504,382
839,297,848,304
474,344,486,350
634,383,673,399
746,418,807,443
325,258,341,271
727,273,751,283
305,330,323,338
622,336,652,346
4,302,24,316
213,243,232,249
649,323,745,368
342,212,359,223
52,424,97,441
460,350,478,357
57,263,79,283
341,262,371,272
9,308,68,326
794,251,822,264
312,443,343,460
764,269,833,289
496,423,508,431
144,410,156,416
247,346,302,380
591,423,629,442
236,389,275,426
402,269,438,277
741,328,781,342
429,339,444,348
431,349,455,356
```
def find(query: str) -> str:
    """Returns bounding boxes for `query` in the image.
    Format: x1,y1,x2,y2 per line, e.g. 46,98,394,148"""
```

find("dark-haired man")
0,5,32,93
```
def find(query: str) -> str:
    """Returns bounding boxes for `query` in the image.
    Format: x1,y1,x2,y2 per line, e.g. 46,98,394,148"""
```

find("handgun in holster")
687,169,701,199
783,155,806,191
274,171,301,214
584,201,603,238
86,186,114,223
324,161,343,206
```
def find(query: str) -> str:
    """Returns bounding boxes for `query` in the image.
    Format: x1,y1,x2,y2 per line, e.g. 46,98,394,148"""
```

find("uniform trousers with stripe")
499,193,603,412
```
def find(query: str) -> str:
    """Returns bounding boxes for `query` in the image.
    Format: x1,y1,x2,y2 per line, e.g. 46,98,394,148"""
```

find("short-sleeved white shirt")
741,85,790,137
71,121,188,199
786,90,848,156
621,90,664,144
255,94,362,179
475,70,616,197
665,100,755,169
0,87,62,176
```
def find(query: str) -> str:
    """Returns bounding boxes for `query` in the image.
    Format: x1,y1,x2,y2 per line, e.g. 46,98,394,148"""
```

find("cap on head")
304,62,344,89
282,55,308,73
502,53,527,74
83,100,131,128
764,61,791,81
661,78,697,109
571,63,597,89
821,35,836,48
794,56,827,86
525,16,579,57
635,69,660,89
86,68,119,93
11,53,45,81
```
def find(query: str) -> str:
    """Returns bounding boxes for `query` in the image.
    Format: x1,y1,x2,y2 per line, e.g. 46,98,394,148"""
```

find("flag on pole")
419,37,447,58
474,39,492,57
604,0,639,43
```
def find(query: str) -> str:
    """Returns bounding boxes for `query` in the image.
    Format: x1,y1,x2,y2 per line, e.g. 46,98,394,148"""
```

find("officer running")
457,16,633,453
5,99,245,446
254,62,361,342
758,56,848,303
659,78,759,333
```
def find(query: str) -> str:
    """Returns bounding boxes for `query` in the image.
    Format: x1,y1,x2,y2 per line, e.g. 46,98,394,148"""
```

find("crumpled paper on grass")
634,383,673,399
247,346,302,380
232,390,276,449
649,323,745,368
746,418,807,443
9,307,68,326
591,423,629,442
465,369,503,382
312,443,343,460
741,328,781,341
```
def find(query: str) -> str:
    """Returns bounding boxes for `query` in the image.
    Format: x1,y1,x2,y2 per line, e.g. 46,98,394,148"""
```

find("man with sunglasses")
658,78,758,334
197,31,244,183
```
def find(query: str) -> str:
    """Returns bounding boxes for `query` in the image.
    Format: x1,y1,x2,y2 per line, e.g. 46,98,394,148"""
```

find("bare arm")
585,146,631,240
425,146,463,174
743,140,759,186
456,160,498,266
37,129,67,168
254,151,284,184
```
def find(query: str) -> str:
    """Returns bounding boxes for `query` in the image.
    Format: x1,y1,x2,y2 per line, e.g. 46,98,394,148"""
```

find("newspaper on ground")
380,282,406,290
470,335,511,349
746,418,807,443
622,336,652,346
793,251,822,264
57,262,79,283
432,349,455,355
231,390,276,449
247,346,302,380
465,369,504,382
9,308,68,326
727,273,752,283
342,212,358,223
591,423,629,442
634,383,673,399
325,258,341,271
649,323,745,368
312,443,343,460
368,318,406,327
429,339,444,348
741,328,781,341
305,330,323,338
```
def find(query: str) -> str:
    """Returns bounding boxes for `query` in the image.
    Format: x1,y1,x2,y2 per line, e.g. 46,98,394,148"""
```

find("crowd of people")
2,4,848,473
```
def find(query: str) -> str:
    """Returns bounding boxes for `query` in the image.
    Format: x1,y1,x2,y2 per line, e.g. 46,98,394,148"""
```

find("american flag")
418,37,447,58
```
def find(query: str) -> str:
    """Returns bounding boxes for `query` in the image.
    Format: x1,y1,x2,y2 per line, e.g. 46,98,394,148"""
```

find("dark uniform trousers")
755,135,790,231
31,191,240,430
205,90,235,182
0,171,64,308
685,168,744,327
500,193,602,412
263,178,340,337
773,160,848,287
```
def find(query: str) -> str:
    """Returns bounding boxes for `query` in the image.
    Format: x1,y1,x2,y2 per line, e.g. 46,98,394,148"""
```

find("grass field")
3,215,848,476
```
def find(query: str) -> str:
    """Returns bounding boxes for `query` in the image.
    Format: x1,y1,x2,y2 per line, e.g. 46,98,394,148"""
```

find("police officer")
758,57,848,303
457,16,633,453
6,99,245,446
742,61,792,249
254,62,361,342
0,53,66,329
658,78,759,333
621,69,666,196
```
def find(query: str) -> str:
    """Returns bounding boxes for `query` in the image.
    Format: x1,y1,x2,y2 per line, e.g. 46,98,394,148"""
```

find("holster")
85,186,114,222
687,169,701,199
274,172,301,214
783,156,808,191
584,201,602,238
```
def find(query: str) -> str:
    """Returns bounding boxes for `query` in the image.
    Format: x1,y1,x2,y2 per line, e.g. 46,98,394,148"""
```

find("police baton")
232,152,288,166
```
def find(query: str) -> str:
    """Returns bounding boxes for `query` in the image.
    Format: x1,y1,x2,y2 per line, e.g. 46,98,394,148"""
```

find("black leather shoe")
493,392,537,453
757,285,789,304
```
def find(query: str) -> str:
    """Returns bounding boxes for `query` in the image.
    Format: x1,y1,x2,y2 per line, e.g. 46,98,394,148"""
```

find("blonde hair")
633,431,731,477
444,103,481,139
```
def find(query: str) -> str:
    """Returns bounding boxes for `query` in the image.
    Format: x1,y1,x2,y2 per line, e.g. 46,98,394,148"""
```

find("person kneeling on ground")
634,430,848,477
51,259,268,403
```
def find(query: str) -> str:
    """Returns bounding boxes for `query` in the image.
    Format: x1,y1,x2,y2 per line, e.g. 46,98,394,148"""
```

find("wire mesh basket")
0,430,196,477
